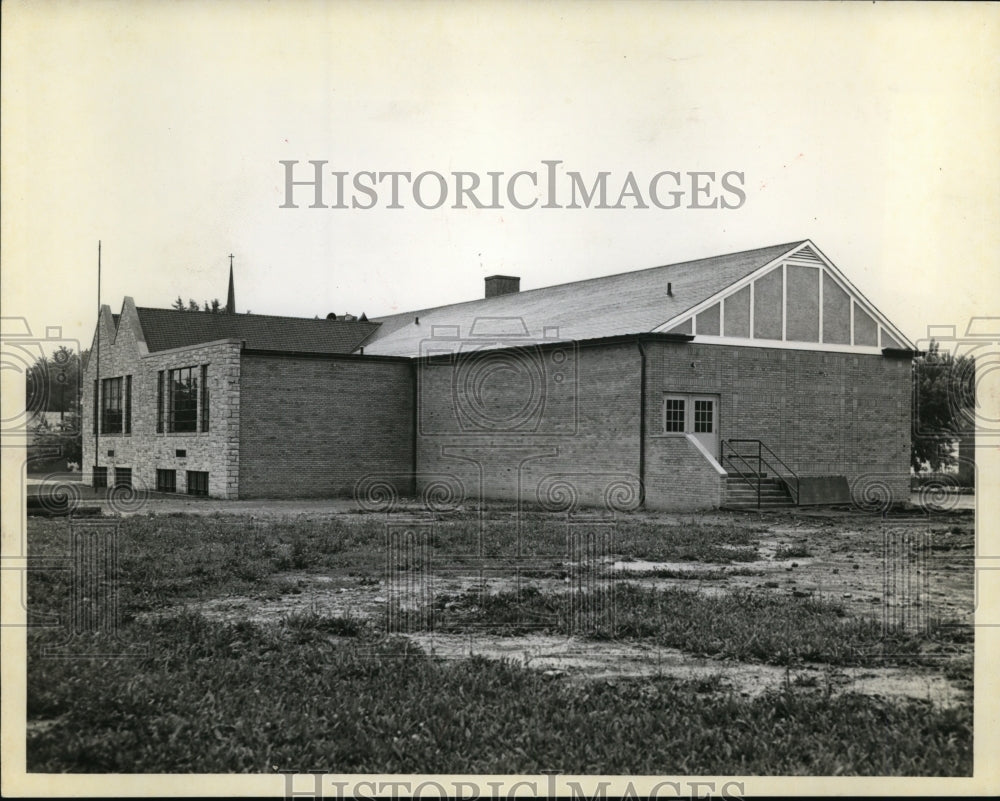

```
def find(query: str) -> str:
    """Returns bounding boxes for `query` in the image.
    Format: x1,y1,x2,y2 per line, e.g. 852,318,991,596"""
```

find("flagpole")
95,241,101,477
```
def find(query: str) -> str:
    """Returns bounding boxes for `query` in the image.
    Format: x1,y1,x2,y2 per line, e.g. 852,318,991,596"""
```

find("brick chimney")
484,275,520,298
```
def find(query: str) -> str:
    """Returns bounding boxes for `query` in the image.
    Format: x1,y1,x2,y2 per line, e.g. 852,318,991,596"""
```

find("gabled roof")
363,241,806,356
654,241,915,351
134,308,380,354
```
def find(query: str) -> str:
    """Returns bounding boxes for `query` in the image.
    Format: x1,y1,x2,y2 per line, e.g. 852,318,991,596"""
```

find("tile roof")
134,308,380,354
363,241,805,357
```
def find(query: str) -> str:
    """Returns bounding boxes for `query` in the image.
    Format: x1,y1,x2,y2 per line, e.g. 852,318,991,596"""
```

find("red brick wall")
414,343,643,511
643,342,912,504
238,354,414,498
413,339,911,510
644,434,725,510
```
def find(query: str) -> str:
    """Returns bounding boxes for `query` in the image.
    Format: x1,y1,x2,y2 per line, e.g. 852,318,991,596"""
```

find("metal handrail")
723,446,764,508
757,440,799,492
722,439,800,506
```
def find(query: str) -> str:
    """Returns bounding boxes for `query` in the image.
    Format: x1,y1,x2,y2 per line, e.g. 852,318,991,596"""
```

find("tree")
24,347,84,469
172,295,221,312
25,345,83,416
911,340,975,472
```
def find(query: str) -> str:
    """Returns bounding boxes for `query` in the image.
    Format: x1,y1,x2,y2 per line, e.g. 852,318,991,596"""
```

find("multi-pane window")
663,395,717,438
169,367,198,433
187,470,209,497
200,365,209,432
694,400,714,433
92,379,99,434
124,375,132,434
156,371,165,433
156,469,177,493
101,377,123,433
664,398,686,433
160,365,209,434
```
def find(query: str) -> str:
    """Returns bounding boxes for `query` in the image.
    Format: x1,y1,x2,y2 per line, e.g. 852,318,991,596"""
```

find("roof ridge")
372,240,806,321
135,306,379,324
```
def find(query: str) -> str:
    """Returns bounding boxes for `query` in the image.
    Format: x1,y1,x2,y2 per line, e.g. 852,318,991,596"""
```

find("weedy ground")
24,505,974,775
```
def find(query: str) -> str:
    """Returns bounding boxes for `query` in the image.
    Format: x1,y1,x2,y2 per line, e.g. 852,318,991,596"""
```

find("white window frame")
662,393,718,436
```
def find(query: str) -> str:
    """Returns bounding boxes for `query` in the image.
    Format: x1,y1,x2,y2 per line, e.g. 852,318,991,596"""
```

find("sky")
2,1,997,359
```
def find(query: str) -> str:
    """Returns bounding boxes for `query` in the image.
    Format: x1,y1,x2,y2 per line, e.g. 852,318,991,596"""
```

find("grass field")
24,506,974,775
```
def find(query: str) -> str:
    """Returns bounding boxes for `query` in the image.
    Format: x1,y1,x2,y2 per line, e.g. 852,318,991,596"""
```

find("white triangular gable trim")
654,240,915,351
653,244,798,333
797,242,915,349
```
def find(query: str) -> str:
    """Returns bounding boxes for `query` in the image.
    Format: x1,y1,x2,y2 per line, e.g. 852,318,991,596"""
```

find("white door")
690,395,720,459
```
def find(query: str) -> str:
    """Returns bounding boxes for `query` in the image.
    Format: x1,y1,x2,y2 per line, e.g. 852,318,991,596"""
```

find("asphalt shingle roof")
363,242,805,356
134,308,380,354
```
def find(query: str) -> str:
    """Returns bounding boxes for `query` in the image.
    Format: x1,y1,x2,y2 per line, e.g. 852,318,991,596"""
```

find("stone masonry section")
82,310,242,499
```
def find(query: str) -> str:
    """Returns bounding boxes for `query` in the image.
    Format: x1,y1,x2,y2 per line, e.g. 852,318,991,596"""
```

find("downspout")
410,360,418,496
636,337,647,509
94,241,101,479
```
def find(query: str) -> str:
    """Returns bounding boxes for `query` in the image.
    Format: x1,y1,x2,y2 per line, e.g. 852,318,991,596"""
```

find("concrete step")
724,491,793,502
721,502,796,510
724,497,793,502
724,476,794,508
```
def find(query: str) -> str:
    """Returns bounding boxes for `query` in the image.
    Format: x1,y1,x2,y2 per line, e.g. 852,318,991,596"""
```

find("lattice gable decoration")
655,242,913,353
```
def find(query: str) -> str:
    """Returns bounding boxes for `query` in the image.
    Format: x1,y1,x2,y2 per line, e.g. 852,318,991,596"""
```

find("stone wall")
81,310,241,499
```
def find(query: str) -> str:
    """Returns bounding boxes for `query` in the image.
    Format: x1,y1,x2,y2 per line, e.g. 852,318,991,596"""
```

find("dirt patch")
146,567,973,709
402,632,969,708
149,570,572,626
135,509,973,713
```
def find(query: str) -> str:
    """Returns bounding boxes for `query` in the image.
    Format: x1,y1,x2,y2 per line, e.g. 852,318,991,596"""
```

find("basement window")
92,466,108,489
187,470,209,497
114,467,132,490
156,469,177,493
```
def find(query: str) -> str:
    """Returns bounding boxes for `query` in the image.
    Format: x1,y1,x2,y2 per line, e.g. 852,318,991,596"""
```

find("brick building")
82,241,916,509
